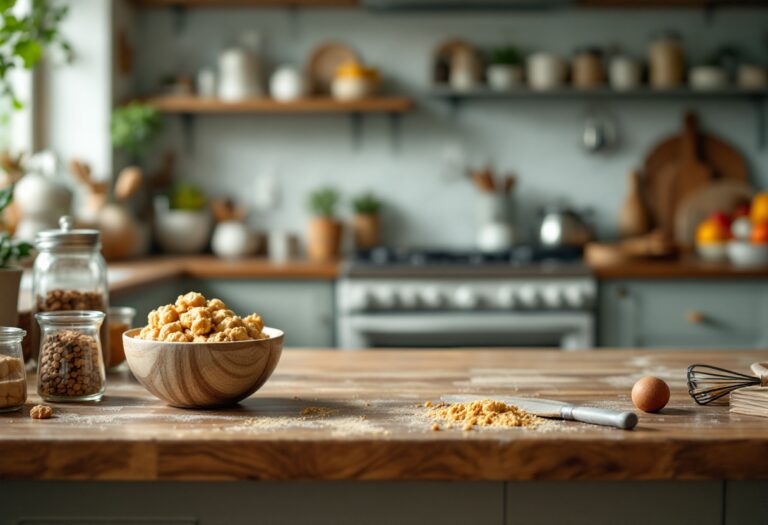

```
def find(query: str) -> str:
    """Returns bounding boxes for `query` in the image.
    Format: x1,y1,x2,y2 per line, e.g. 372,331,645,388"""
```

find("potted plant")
352,192,383,250
487,46,524,91
307,186,342,262
0,186,32,328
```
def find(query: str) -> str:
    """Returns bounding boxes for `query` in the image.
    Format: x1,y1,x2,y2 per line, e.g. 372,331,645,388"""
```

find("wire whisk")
687,364,767,406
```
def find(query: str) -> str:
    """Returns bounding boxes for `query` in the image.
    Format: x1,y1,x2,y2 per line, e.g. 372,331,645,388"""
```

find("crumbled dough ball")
136,292,266,343
30,404,53,419
428,400,540,430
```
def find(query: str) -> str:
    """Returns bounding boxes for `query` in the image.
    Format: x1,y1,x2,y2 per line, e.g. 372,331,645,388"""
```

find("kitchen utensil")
687,363,768,406
618,169,650,238
527,52,567,91
581,111,617,153
441,394,638,430
727,241,768,268
672,113,714,213
674,181,753,248
114,166,143,201
643,112,748,230
306,41,360,96
123,326,283,408
537,205,593,248
471,168,496,193
584,230,676,266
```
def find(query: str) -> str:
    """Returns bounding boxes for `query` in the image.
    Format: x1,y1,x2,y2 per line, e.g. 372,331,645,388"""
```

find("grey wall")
133,7,768,249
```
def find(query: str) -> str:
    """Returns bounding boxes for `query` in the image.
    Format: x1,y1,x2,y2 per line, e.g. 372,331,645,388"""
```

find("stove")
336,246,596,350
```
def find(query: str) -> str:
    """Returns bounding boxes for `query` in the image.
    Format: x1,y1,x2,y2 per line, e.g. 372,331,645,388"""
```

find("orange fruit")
750,222,768,244
696,219,728,245
751,193,768,225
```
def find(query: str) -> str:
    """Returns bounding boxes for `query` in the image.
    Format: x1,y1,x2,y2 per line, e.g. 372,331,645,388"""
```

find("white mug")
527,53,567,91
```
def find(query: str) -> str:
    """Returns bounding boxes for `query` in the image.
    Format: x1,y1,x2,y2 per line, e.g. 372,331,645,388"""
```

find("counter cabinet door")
195,279,336,347
598,280,768,348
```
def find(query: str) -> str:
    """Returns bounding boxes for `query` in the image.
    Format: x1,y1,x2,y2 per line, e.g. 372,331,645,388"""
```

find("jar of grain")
0,327,27,412
649,31,684,89
35,311,106,402
32,216,109,367
107,306,135,369
572,47,605,89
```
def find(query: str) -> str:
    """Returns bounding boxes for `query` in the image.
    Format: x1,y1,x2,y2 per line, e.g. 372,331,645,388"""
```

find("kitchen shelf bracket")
350,113,364,150
181,113,195,153
389,112,402,152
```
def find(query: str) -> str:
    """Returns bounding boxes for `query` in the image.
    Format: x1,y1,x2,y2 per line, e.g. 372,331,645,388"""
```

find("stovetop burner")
344,245,589,278
352,245,583,266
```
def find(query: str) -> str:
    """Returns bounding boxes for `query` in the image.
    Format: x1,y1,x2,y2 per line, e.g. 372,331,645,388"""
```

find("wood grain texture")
2,349,768,481
143,96,413,114
123,327,283,408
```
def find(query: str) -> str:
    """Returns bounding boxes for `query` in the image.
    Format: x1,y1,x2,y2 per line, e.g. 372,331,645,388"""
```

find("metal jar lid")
35,216,100,250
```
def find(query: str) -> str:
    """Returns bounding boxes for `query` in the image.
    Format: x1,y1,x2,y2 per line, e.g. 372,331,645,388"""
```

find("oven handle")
343,312,593,334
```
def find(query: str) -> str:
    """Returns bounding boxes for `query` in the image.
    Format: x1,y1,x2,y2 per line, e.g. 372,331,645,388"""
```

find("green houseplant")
307,187,342,262
351,192,383,250
487,45,524,92
110,102,162,160
0,186,32,327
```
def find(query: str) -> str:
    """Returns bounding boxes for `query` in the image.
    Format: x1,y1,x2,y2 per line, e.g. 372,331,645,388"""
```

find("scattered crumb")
428,400,540,430
431,423,441,431
30,404,53,420
424,400,434,408
292,396,300,400
300,406,337,417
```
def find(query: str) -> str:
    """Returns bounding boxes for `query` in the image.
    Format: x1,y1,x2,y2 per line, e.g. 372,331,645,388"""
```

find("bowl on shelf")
696,242,728,263
154,209,212,254
727,241,768,268
123,327,284,408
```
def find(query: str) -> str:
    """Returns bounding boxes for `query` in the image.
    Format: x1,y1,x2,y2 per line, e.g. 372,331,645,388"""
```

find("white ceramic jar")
737,65,768,89
527,53,567,91
270,66,306,102
609,55,642,91
689,66,729,90
486,64,524,91
212,221,256,259
218,47,261,101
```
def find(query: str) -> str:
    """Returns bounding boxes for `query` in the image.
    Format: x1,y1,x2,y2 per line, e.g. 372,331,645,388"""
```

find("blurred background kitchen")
3,0,768,357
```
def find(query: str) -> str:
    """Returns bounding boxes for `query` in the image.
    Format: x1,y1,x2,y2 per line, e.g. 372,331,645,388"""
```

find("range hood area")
363,0,571,10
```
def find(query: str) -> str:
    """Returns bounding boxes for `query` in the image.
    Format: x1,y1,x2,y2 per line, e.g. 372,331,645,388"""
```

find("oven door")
337,312,594,350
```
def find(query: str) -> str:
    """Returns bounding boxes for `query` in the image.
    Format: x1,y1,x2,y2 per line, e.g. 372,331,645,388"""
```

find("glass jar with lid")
0,327,27,412
649,31,684,89
36,311,106,402
32,216,110,367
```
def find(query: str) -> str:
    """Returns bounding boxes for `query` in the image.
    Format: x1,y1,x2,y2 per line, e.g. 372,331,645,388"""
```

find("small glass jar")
572,47,605,89
36,311,106,402
32,216,109,367
107,306,136,369
649,31,684,89
0,327,27,412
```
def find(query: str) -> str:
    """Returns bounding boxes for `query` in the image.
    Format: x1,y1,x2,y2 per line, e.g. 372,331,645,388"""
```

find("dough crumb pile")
427,400,540,431
138,292,265,343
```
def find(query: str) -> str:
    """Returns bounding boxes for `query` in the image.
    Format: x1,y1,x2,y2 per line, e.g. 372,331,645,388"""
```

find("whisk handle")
561,406,639,430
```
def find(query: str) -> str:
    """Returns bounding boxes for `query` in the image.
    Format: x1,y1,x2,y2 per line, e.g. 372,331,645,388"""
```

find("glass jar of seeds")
32,216,109,367
0,327,27,412
36,311,106,402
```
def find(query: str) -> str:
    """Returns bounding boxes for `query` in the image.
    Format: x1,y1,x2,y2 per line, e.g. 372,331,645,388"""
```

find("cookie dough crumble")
428,400,540,430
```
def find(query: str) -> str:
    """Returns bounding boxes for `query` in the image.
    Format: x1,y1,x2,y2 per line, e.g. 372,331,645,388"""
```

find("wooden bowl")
123,327,283,408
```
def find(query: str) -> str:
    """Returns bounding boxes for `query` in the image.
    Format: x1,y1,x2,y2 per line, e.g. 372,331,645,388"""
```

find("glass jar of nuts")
0,327,27,412
32,216,109,367
35,311,106,402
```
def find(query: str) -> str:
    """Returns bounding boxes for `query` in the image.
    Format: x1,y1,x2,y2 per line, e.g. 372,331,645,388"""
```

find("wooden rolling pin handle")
751,362,768,386
685,311,706,325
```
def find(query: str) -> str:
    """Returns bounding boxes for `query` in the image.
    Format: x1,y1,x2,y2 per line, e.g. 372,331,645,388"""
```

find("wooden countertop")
2,349,767,481
591,258,768,280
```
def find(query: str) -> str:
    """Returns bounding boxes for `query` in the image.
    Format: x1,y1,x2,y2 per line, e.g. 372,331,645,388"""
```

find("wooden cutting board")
643,112,749,233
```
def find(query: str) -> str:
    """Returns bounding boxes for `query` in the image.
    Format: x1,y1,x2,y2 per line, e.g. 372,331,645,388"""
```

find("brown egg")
631,376,670,413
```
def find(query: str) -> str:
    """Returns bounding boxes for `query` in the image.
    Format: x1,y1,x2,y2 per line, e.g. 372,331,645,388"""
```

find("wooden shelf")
144,95,413,114
428,86,768,101
131,0,356,7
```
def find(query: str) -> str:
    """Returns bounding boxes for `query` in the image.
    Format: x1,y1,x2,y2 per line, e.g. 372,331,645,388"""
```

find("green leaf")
14,39,41,68
0,185,12,211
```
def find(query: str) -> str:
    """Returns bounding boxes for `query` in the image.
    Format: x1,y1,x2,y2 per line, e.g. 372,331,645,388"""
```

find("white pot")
212,221,256,259
527,53,567,91
331,77,372,101
155,210,212,254
477,222,515,252
609,56,642,91
0,268,22,328
737,65,768,89
486,64,524,91
270,66,306,102
689,66,729,91
218,47,261,101
14,172,71,220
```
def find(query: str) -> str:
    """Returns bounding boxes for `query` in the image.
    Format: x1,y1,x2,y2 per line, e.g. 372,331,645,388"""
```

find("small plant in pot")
487,46,524,91
351,192,383,250
0,187,32,327
307,186,342,262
